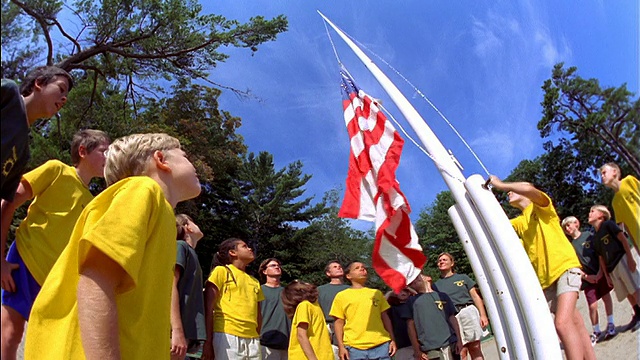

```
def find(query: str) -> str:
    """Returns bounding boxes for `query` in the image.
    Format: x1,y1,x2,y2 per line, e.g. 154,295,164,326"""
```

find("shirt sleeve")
329,292,345,320
22,160,64,196
464,274,476,290
377,290,390,313
293,301,312,327
207,266,227,290
175,241,189,270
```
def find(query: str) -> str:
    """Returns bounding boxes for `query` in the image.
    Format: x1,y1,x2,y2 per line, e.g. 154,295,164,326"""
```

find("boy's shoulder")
1,79,19,93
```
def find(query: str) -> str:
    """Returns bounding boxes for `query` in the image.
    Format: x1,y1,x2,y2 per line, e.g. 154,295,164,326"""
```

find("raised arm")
77,247,127,360
1,180,33,292
489,175,549,207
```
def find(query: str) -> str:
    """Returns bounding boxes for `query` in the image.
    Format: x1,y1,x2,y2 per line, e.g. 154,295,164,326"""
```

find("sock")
593,324,601,333
607,315,614,325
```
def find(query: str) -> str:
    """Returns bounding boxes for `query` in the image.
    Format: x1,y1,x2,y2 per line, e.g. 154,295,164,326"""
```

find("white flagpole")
319,11,562,359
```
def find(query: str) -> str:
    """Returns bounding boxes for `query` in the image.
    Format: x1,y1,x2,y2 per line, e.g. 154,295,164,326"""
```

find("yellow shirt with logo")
612,175,639,249
15,160,94,285
208,264,264,338
24,176,177,360
329,287,391,350
510,192,581,289
289,300,333,360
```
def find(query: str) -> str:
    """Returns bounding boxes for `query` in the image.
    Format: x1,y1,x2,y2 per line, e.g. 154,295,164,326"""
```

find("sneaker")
589,333,597,347
605,323,617,338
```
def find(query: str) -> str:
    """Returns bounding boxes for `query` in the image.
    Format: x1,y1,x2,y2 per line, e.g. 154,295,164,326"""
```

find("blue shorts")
1,242,41,320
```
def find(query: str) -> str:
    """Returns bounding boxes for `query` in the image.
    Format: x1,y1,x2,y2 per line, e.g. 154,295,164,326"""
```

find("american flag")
338,71,426,292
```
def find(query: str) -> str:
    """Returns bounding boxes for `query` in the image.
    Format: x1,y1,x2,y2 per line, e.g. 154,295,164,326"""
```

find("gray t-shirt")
433,273,475,306
401,292,457,352
260,285,291,350
317,283,349,323
571,232,599,275
176,240,206,340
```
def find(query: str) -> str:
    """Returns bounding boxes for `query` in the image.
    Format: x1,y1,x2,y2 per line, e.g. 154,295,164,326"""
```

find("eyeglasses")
267,264,281,268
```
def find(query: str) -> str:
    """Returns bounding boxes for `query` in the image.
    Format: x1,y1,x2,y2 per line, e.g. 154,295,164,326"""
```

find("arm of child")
407,319,427,360
617,231,637,272
598,256,612,288
77,246,127,360
488,176,549,207
469,287,489,328
448,314,464,355
333,317,349,360
296,322,318,360
257,302,263,334
170,266,187,358
381,310,397,356
0,179,32,292
202,281,218,360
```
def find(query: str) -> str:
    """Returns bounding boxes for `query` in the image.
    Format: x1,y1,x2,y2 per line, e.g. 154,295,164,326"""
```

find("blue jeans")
346,342,391,360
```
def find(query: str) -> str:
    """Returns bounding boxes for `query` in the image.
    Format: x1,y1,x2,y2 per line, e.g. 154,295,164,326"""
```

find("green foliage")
415,191,472,279
539,63,639,177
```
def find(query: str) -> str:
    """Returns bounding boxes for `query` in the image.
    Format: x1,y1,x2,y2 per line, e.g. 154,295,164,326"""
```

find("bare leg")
554,292,596,360
465,340,484,360
602,293,613,317
0,305,26,360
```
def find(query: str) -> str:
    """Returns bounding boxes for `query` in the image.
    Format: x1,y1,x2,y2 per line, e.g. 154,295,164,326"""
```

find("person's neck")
74,163,95,188
571,230,582,240
184,234,198,249
424,284,434,293
591,220,603,231
350,281,365,289
231,259,247,271
264,277,280,287
21,94,39,126
606,178,621,192
329,278,343,285
440,270,454,278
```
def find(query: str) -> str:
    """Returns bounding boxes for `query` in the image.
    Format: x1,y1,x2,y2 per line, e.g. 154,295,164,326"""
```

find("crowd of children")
1,66,639,360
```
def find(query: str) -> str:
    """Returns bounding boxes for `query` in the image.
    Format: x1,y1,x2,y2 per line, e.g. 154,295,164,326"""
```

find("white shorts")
213,332,261,360
611,247,640,302
455,305,483,345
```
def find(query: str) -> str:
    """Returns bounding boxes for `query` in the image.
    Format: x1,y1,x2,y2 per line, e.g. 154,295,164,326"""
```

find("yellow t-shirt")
510,193,581,289
612,175,640,249
289,300,333,360
208,264,264,338
15,160,93,285
25,176,177,360
329,287,391,350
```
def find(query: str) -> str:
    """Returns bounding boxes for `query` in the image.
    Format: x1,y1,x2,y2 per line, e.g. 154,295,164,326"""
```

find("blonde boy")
1,129,109,360
24,133,201,359
600,163,639,251
587,205,640,331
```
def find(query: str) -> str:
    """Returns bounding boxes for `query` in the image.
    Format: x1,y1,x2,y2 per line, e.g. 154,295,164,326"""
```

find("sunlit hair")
561,216,579,228
70,129,110,166
212,238,243,267
590,205,611,221
324,260,341,274
20,66,74,96
104,133,180,186
281,280,318,318
600,163,621,180
175,213,193,240
259,258,282,281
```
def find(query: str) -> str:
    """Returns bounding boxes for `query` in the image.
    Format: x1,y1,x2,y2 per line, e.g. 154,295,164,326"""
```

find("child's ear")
153,150,171,172
77,145,88,159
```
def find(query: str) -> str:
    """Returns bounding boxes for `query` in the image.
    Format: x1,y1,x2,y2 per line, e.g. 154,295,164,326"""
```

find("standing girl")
433,253,487,360
202,238,264,360
281,280,332,360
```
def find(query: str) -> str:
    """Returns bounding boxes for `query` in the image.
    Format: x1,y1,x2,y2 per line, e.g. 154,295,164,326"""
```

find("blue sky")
205,1,639,228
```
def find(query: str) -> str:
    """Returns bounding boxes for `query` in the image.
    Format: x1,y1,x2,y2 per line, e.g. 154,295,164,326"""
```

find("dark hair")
281,280,318,318
212,238,243,267
20,66,74,96
343,261,365,283
70,129,110,166
259,258,281,281
175,214,193,240
324,260,341,274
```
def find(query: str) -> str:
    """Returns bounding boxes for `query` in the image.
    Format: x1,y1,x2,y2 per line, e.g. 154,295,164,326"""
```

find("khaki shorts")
455,305,483,345
611,247,640,302
426,343,454,360
543,268,582,313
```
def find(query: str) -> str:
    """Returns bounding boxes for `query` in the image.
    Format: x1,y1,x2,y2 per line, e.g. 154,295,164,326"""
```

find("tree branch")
11,0,54,65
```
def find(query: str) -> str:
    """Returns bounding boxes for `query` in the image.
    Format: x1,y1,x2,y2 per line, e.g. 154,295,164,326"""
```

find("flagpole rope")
378,103,465,183
342,33,492,177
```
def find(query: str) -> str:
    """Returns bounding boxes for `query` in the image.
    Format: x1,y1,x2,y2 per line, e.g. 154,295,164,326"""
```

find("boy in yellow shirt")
489,176,595,360
24,133,202,359
330,262,396,360
0,129,109,359
600,162,639,251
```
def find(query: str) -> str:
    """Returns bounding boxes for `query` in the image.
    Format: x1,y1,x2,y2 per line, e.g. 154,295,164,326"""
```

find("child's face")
186,219,204,241
164,148,201,201
600,166,617,186
397,289,412,302
233,241,255,263
588,208,604,224
563,220,579,236
35,76,70,118
346,262,367,282
83,141,110,178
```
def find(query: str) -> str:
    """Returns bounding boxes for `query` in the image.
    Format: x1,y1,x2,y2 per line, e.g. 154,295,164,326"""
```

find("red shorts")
583,275,613,306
